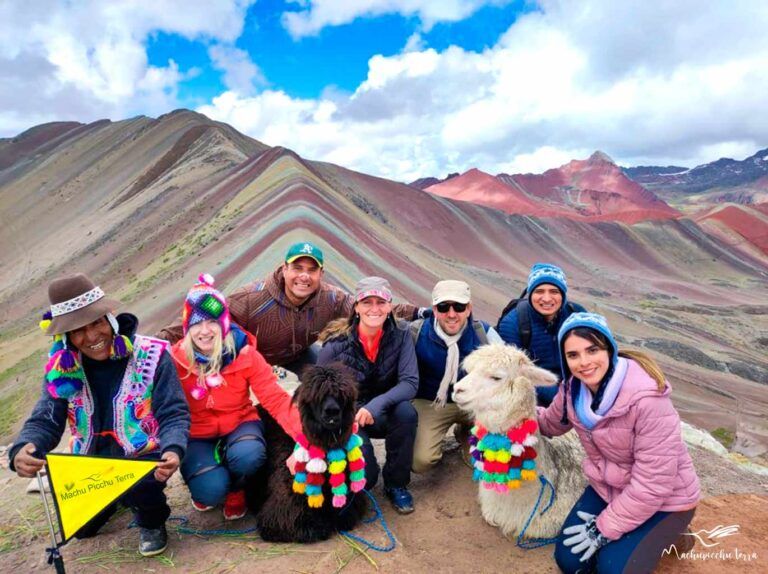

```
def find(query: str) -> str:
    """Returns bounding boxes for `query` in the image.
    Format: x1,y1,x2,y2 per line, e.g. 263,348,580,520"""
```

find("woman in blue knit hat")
498,263,586,406
538,312,700,573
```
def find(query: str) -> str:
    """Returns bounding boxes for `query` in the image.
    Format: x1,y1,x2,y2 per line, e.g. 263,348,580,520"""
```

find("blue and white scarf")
574,357,628,430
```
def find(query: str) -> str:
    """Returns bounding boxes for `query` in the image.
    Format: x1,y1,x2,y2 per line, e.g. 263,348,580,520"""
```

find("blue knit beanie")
527,263,567,297
557,312,619,380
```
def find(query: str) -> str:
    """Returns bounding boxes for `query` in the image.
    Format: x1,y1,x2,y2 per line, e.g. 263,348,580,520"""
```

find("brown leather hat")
46,273,122,336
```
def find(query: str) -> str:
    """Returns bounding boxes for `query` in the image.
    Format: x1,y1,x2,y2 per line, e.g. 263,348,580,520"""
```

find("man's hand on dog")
355,407,374,427
286,453,297,475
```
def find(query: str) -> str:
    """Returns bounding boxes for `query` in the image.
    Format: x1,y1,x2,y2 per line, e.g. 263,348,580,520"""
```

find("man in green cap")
160,241,419,371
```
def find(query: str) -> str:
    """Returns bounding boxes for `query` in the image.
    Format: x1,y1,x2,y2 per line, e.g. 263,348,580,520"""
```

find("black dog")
246,364,367,542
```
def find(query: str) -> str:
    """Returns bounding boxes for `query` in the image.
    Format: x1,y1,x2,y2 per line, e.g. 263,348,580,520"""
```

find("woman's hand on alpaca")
355,407,374,427
154,451,181,482
286,453,297,475
13,443,45,478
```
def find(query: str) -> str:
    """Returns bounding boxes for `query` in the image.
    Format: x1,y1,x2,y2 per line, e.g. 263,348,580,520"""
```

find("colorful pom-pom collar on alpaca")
469,419,538,492
39,311,133,400
292,426,366,508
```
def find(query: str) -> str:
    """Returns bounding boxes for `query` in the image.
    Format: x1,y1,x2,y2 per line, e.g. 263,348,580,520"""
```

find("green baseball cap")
285,242,324,267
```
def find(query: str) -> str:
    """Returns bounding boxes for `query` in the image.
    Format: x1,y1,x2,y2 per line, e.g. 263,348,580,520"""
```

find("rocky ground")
1,436,766,574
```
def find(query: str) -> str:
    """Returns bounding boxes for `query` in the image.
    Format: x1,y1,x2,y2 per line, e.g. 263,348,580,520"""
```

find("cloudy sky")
2,0,768,181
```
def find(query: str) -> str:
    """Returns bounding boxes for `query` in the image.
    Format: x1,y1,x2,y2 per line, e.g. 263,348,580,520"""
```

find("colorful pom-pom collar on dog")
292,425,366,508
469,419,539,492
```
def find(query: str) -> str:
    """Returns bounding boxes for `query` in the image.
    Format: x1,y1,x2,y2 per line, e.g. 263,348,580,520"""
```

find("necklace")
292,427,366,508
468,418,538,492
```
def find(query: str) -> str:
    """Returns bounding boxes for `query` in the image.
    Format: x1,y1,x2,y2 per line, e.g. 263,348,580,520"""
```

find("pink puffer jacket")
538,359,700,540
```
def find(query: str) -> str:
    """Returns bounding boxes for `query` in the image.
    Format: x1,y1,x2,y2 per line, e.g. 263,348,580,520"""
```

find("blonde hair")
182,328,236,381
619,349,666,391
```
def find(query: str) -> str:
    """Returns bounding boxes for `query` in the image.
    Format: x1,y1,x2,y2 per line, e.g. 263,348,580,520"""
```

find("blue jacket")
498,299,585,376
415,316,492,402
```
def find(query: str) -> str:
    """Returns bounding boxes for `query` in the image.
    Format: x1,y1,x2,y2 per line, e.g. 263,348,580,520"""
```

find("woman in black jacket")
317,276,418,514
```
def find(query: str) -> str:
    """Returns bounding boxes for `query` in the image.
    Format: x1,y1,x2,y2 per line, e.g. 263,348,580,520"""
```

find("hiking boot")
139,525,168,557
384,486,414,515
192,499,214,512
223,490,247,521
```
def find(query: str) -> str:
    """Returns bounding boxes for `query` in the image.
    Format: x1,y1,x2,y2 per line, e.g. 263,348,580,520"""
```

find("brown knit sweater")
158,266,418,366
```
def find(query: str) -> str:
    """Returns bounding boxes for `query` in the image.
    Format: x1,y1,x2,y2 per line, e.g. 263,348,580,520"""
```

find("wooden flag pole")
36,470,66,574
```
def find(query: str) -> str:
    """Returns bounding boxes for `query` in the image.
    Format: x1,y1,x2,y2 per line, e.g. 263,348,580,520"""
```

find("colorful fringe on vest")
292,428,366,508
469,419,539,492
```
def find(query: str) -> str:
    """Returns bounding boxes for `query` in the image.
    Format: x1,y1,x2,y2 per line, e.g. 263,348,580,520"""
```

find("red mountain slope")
695,203,768,255
427,152,680,224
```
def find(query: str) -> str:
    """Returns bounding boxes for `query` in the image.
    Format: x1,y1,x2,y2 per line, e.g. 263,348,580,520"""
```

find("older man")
410,280,502,473
160,242,419,370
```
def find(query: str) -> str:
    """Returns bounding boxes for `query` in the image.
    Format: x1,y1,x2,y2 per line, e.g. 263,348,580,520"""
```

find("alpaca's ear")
520,362,559,387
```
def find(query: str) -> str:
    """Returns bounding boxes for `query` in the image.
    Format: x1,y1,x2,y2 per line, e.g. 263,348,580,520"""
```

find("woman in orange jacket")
171,274,301,520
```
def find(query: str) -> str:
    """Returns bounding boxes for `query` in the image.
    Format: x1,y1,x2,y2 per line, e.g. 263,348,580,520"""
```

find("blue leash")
516,475,559,549
129,490,395,550
339,489,397,553
129,516,258,537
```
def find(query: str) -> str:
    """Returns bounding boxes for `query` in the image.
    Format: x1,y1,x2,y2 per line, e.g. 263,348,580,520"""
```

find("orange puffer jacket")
171,328,301,440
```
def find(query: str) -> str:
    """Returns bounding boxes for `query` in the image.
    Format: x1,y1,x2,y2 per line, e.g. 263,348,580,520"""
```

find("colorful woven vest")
66,336,168,456
469,419,539,492
292,428,366,508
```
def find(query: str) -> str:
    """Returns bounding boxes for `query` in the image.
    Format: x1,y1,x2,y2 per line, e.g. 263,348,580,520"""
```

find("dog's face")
294,364,358,450
453,344,557,432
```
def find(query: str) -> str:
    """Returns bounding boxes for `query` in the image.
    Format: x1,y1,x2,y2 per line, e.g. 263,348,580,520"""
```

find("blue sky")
2,1,768,180
147,1,527,103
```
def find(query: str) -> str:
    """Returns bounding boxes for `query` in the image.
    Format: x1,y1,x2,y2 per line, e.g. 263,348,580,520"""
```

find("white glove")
563,511,609,562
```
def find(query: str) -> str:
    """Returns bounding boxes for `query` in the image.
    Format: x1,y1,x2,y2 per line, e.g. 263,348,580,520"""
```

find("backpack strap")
516,300,532,350
496,287,529,331
409,318,425,345
472,321,488,345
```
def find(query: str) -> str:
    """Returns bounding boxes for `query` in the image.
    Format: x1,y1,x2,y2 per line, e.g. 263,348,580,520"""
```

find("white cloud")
201,0,768,180
282,0,511,39
208,45,265,95
0,0,255,132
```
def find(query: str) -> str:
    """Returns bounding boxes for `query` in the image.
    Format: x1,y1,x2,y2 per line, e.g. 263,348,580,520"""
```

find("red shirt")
358,325,383,363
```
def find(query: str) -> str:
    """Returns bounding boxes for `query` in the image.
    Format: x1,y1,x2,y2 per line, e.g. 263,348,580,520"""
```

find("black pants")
358,400,417,489
74,472,169,538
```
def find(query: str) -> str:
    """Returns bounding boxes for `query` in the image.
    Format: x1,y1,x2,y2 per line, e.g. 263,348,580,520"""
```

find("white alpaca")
453,343,585,539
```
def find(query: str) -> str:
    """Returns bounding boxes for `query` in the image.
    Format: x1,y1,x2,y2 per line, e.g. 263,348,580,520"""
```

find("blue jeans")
554,486,695,574
181,420,267,506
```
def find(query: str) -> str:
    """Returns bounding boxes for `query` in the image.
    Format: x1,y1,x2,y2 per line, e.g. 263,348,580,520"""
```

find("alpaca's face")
453,344,557,432
295,364,358,450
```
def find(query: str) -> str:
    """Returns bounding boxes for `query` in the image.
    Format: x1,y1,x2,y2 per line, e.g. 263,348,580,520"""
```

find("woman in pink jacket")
538,312,700,574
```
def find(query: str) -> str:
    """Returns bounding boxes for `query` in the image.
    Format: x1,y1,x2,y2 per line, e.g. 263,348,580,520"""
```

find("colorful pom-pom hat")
45,273,122,335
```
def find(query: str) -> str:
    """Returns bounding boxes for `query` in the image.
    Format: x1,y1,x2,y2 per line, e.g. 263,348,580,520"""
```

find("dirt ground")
1,438,767,574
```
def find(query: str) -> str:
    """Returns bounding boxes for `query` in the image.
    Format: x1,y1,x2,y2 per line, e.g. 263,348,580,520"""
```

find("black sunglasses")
435,302,468,313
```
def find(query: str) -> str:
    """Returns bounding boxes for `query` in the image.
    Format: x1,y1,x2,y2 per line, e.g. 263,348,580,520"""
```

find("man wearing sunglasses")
409,280,503,474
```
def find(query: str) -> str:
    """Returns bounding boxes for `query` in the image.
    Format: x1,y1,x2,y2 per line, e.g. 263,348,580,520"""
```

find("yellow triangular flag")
45,453,157,541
